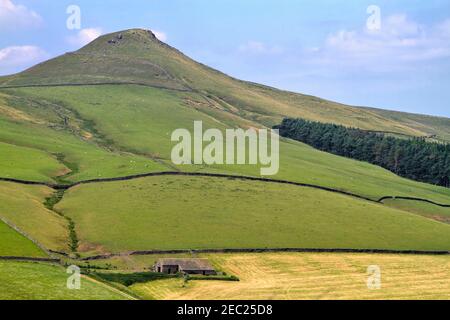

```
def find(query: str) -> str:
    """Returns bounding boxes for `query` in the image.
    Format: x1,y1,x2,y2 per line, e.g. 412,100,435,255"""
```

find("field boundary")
0,256,60,263
2,171,450,207
0,81,191,92
0,216,53,257
0,171,450,208
379,196,450,208
0,172,383,202
68,171,378,202
79,247,450,261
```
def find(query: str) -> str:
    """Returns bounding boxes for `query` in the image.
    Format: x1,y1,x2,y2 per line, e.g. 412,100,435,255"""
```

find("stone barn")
153,258,217,275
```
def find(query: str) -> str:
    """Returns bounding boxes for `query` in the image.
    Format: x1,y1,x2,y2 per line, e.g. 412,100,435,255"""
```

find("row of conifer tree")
275,118,450,188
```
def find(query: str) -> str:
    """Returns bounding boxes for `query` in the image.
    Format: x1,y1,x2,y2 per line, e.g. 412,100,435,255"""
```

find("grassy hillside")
131,253,450,300
0,220,46,257
0,29,447,204
1,29,450,141
0,141,66,183
0,182,68,252
383,199,450,224
0,100,167,183
55,176,450,254
0,28,448,259
3,85,450,204
0,261,129,300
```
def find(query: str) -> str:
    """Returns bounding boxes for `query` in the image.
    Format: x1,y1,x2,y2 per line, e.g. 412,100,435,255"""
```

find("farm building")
153,258,217,275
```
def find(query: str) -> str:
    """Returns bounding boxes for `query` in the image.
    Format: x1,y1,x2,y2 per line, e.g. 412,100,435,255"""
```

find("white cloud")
152,30,167,42
67,28,103,47
238,41,284,55
0,46,48,75
311,14,450,70
0,0,42,29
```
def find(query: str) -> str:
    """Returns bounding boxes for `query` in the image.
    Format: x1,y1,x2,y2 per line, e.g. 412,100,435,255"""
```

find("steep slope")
1,85,449,203
0,182,68,253
1,29,450,140
0,28,448,256
0,219,46,257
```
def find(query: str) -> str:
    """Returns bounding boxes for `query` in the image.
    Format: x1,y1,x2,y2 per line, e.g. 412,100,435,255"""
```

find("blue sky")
1,0,450,117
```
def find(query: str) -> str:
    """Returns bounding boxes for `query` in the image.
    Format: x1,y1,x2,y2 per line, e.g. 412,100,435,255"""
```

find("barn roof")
156,258,215,271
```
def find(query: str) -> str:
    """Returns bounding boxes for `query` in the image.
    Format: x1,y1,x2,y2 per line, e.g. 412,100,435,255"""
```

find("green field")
383,199,450,224
0,141,65,183
0,182,68,252
0,220,46,257
131,253,450,300
0,261,130,300
0,90,167,182
0,29,448,207
0,28,449,300
1,85,449,205
55,176,450,254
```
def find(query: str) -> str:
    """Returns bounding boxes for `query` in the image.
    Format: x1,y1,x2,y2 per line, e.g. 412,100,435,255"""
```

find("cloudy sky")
1,0,450,117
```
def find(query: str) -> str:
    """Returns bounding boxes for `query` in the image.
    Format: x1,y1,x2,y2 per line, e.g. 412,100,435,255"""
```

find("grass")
71,253,197,271
131,252,450,300
0,90,168,182
0,261,130,300
0,182,69,252
55,176,450,254
382,199,450,224
0,30,448,206
8,85,227,161
0,219,46,257
208,137,450,203
0,141,66,183
3,29,450,141
6,85,450,204
0,115,167,182
0,28,448,299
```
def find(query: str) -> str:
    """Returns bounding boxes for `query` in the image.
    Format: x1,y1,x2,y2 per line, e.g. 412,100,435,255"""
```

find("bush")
187,274,239,282
93,271,178,286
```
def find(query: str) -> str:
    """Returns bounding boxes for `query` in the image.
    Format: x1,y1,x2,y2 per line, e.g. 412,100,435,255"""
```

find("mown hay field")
131,253,450,300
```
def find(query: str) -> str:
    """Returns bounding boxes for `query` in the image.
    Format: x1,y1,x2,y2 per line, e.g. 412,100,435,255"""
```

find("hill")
1,29,450,140
1,85,449,204
0,28,449,259
0,28,449,301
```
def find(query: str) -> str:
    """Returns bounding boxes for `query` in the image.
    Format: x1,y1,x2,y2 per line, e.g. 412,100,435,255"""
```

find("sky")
1,0,450,117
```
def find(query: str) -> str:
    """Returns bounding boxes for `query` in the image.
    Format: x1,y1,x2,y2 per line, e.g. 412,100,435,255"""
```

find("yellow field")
131,253,450,300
